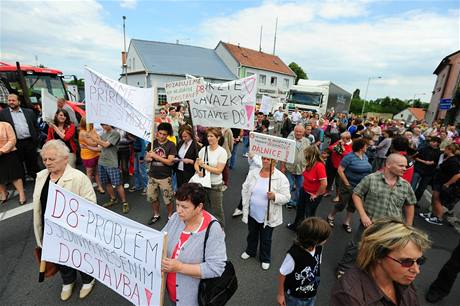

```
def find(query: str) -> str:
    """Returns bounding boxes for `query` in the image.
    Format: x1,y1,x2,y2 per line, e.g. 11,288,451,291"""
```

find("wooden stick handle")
38,261,46,282
159,233,168,306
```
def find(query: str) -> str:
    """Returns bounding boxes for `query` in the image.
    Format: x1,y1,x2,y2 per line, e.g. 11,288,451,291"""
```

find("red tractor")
0,61,85,117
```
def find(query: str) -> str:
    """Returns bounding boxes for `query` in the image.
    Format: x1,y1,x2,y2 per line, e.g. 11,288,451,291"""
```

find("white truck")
286,80,352,114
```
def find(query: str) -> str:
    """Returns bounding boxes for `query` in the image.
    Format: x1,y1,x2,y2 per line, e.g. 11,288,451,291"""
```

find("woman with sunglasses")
331,218,431,306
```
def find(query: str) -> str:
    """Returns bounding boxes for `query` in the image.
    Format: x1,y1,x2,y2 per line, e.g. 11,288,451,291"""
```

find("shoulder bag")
189,146,211,188
198,220,238,306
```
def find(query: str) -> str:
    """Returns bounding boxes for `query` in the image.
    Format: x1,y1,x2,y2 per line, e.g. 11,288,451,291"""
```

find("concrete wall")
427,52,460,124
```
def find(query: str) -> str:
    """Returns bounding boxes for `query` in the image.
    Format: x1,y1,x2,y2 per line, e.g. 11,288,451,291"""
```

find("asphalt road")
1,148,459,306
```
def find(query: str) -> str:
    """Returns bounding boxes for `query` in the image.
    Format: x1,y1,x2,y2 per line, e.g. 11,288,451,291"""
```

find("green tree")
288,62,308,84
352,89,360,99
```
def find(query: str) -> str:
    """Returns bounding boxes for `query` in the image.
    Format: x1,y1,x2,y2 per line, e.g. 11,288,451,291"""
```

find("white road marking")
0,203,33,222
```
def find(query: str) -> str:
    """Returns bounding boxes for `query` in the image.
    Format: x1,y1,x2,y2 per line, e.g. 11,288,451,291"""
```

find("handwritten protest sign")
41,88,58,122
259,95,273,115
249,132,296,163
190,75,257,130
165,78,206,103
84,67,154,142
42,183,165,306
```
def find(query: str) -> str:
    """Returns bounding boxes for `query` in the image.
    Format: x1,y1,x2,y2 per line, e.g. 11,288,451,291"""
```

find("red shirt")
166,211,212,302
46,123,77,153
302,161,327,194
328,141,352,169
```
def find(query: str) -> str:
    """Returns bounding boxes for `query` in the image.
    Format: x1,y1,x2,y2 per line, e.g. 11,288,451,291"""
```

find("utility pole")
259,25,263,52
273,17,278,55
122,16,128,84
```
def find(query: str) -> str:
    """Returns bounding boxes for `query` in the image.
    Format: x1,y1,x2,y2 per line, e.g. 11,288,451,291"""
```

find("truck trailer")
286,80,352,114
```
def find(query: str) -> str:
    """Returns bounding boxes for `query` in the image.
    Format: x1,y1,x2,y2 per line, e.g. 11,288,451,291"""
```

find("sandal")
327,216,335,227
148,215,161,225
342,224,352,233
332,197,340,203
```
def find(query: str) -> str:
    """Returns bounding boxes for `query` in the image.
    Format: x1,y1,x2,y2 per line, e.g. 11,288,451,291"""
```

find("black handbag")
198,220,238,306
440,182,460,210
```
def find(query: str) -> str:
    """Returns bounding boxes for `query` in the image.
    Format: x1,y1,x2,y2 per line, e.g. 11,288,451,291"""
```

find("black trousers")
245,216,274,263
16,138,39,179
291,189,323,228
58,264,93,285
429,239,460,297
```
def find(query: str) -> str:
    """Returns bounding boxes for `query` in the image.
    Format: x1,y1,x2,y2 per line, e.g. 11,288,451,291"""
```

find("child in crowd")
277,217,331,306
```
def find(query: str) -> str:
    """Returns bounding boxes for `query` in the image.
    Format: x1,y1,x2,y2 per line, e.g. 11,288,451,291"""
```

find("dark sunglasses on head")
386,255,426,267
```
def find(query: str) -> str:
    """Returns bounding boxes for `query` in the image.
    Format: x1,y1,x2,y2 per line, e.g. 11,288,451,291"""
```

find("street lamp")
413,93,426,102
361,76,382,116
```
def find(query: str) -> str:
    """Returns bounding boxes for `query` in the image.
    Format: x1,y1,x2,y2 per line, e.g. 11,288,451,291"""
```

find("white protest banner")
259,95,272,115
249,132,296,163
41,89,58,122
165,78,206,103
190,75,257,130
84,67,154,142
42,183,165,306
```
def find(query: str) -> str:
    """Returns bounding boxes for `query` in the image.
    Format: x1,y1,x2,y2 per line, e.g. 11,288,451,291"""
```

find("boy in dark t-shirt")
145,123,177,225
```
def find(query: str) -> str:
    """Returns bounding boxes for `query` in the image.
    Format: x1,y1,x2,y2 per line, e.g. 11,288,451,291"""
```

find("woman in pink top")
0,121,26,205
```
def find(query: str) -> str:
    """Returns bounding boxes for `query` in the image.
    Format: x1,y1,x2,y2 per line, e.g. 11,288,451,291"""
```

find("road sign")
439,98,452,110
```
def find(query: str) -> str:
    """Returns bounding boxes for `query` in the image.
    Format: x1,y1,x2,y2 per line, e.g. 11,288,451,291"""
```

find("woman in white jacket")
240,157,290,270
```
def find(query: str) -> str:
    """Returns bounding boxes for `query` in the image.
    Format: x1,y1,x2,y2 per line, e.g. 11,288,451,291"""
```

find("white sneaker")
60,283,75,301
419,212,432,219
92,182,97,188
123,183,129,189
232,209,243,217
241,252,250,260
261,262,270,270
79,279,95,299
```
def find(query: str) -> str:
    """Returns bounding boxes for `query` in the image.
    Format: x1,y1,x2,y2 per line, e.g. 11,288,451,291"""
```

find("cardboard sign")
84,67,154,142
42,183,165,306
41,89,58,122
165,78,206,103
249,132,296,163
190,76,257,130
259,95,273,115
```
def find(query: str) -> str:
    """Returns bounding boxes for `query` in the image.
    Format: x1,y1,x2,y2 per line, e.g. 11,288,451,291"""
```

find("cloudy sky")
1,0,458,101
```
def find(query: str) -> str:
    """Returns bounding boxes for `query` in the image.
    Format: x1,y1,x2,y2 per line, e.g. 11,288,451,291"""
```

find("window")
270,76,277,86
284,78,289,88
259,74,266,85
158,87,167,105
246,72,254,77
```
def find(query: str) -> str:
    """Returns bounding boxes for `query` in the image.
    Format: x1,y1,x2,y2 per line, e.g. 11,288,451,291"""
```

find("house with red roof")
215,41,296,105
393,107,426,123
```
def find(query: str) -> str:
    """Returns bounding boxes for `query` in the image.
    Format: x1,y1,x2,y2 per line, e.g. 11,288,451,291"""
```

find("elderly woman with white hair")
33,140,97,301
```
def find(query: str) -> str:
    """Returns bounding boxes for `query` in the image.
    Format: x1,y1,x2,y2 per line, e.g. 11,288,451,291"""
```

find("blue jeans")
242,136,249,155
133,152,148,190
229,142,240,169
245,216,274,263
285,293,316,306
286,171,304,206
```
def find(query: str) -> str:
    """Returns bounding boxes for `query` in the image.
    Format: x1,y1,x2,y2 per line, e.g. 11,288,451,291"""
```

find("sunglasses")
386,255,426,267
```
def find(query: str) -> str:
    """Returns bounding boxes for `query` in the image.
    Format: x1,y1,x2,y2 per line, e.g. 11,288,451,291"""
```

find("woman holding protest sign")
240,157,290,270
33,140,97,301
194,127,227,225
161,183,227,306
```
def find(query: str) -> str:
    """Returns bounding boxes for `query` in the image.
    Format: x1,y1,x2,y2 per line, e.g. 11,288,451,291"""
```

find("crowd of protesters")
1,92,460,305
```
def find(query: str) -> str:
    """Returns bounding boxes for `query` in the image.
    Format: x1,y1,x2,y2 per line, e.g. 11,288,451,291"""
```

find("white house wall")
244,67,295,103
126,45,144,74
215,43,239,75
393,109,413,122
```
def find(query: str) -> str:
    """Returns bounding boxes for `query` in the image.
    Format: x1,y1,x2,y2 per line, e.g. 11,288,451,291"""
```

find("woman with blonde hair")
331,218,431,305
194,127,227,225
287,145,327,231
78,117,104,193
